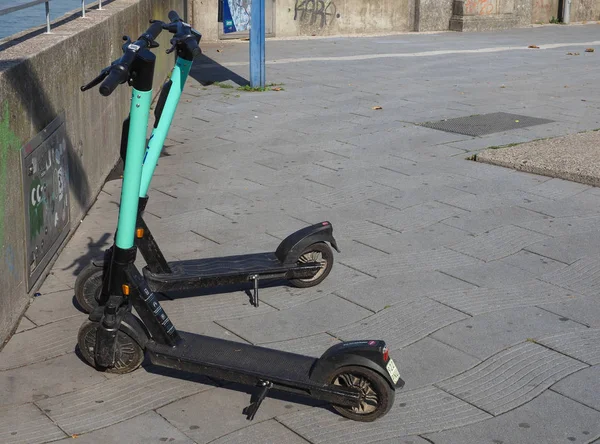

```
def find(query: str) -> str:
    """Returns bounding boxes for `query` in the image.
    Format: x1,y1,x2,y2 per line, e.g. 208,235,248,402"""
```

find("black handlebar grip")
146,21,164,40
99,66,127,96
185,37,202,58
168,10,181,22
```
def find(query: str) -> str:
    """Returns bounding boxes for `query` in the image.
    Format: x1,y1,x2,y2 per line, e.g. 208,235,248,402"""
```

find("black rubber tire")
289,242,334,288
74,263,104,314
77,320,144,374
329,365,395,422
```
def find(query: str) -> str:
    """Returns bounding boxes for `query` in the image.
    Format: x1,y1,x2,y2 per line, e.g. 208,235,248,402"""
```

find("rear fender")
275,222,340,265
310,340,403,390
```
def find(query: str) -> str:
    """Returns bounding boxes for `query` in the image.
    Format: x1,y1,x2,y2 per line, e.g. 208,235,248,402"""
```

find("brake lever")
81,67,110,92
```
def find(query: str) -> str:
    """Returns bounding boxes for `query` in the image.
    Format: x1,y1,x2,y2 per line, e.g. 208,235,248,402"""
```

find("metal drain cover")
420,112,553,137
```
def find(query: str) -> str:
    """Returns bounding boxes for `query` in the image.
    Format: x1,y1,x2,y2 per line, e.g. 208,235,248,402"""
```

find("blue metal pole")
259,0,265,87
249,0,265,88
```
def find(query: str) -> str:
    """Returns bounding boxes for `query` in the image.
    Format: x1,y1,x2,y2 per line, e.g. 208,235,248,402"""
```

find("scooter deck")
143,252,319,292
147,331,316,385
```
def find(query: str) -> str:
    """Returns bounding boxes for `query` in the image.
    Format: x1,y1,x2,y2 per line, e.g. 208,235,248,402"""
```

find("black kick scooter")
75,17,339,314
77,13,403,422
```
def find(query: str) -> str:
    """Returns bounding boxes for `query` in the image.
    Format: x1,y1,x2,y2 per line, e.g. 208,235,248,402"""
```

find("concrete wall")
531,0,560,23
0,0,182,345
191,0,412,41
416,0,454,31
570,0,600,21
277,0,412,36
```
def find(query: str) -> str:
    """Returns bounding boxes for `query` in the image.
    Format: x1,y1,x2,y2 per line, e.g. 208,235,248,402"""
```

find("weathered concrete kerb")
2,24,600,444
477,130,600,187
0,0,183,345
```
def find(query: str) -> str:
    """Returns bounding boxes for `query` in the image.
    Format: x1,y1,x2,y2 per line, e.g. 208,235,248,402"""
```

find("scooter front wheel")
75,263,104,313
77,320,144,374
289,242,334,288
329,365,395,422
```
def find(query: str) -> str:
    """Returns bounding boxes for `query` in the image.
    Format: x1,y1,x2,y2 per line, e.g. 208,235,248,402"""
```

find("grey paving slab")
424,390,600,444
369,437,431,444
54,411,194,444
0,352,107,406
442,206,547,234
340,247,483,278
431,306,588,360
24,289,84,326
394,337,481,391
540,297,600,329
369,184,474,212
36,368,213,435
15,316,36,333
552,365,600,412
334,271,475,312
158,384,316,444
439,261,539,288
306,181,392,208
446,171,550,196
332,298,469,350
427,280,577,316
0,316,82,370
36,272,72,294
439,189,554,212
160,292,276,327
220,294,371,344
353,222,476,255
540,256,600,297
447,225,549,262
211,419,310,444
278,386,491,443
518,191,600,218
537,329,600,366
260,264,374,311
0,403,66,444
368,201,466,233
526,178,591,200
500,250,569,275
517,215,600,237
437,341,587,416
526,233,600,265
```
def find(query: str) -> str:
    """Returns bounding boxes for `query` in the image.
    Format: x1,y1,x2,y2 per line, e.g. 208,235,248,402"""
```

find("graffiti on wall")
294,0,337,28
21,113,70,289
223,0,251,33
0,102,22,282
464,0,497,15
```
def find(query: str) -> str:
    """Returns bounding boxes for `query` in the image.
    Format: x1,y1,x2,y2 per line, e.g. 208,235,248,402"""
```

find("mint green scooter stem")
115,88,153,249
139,57,193,197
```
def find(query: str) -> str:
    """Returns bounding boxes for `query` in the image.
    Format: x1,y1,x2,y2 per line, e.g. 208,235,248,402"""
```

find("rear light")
382,346,389,362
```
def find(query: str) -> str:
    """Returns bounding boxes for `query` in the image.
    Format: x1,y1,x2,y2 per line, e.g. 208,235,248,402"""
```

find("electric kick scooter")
77,12,403,422
75,15,339,314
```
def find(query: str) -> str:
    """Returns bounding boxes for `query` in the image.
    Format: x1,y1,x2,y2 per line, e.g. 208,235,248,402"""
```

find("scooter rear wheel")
289,242,334,288
75,263,104,314
77,320,144,374
329,366,395,422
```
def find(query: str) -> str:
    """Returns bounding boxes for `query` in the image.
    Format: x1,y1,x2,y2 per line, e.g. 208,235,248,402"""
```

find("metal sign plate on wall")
21,112,70,290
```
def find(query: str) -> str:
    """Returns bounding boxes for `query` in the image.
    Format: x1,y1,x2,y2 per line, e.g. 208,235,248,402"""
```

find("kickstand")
243,380,272,420
250,275,259,307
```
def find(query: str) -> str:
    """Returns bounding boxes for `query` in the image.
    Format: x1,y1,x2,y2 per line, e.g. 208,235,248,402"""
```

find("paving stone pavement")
2,23,600,443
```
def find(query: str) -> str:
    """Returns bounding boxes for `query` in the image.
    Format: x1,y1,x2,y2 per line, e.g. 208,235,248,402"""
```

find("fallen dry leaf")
216,49,222,52
271,87,282,91
528,45,540,49
586,48,595,52
567,52,580,56
372,106,383,110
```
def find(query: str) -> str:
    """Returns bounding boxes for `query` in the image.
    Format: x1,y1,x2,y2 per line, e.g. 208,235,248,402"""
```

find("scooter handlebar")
168,10,181,22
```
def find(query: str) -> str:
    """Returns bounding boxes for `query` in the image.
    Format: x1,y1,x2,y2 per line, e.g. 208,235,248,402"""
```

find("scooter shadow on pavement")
189,53,250,87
